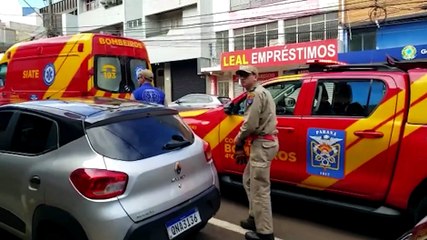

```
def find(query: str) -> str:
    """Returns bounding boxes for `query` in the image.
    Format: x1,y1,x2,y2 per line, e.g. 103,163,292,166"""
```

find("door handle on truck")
354,130,384,139
278,126,295,133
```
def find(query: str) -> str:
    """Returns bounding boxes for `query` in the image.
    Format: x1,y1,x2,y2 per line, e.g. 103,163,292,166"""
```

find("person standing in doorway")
234,65,279,240
131,69,165,105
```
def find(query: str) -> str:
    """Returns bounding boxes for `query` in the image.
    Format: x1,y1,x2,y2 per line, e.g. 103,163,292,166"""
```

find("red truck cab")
180,59,427,222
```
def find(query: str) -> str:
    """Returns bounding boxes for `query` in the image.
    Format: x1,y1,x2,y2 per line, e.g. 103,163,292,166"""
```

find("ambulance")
180,58,427,222
0,33,151,105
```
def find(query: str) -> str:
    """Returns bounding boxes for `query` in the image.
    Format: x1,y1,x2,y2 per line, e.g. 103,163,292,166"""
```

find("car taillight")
70,168,128,200
203,141,212,162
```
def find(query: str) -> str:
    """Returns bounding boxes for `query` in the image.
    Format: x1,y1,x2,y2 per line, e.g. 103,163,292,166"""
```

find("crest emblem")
174,162,182,175
43,63,55,86
306,128,345,179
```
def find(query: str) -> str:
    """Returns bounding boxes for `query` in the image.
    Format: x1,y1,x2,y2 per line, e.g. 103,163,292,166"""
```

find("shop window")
218,81,230,97
234,22,278,50
312,79,386,117
284,12,338,44
349,29,376,51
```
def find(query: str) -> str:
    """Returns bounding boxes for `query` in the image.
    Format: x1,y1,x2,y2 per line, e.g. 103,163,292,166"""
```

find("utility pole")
48,0,55,37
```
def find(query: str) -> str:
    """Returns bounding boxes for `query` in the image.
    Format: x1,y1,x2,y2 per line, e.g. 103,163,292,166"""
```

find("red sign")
221,39,338,70
258,71,279,81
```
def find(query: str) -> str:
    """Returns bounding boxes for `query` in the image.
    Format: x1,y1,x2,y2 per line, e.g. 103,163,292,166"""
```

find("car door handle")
354,130,384,139
278,126,295,133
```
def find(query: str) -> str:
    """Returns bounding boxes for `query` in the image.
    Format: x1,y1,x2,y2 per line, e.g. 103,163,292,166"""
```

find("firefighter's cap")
236,65,258,77
138,69,154,81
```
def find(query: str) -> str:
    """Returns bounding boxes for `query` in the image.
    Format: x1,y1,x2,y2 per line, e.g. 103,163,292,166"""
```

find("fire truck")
180,58,427,222
0,33,151,105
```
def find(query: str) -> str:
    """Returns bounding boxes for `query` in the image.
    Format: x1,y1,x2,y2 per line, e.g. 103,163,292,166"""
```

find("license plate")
165,208,201,239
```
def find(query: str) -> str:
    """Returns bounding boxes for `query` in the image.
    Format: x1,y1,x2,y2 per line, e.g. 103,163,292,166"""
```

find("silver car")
0,98,220,240
168,94,231,110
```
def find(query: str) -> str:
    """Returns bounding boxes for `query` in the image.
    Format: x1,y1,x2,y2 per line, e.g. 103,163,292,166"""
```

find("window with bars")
216,31,229,59
284,12,338,44
234,22,279,50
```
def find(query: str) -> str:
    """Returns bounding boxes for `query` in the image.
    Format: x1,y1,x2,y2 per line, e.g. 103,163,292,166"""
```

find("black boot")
240,216,256,231
245,231,274,240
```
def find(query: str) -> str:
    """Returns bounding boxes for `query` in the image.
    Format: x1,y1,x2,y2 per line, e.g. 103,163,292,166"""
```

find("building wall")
78,0,124,32
343,0,426,25
142,3,205,64
143,0,197,16
377,21,427,49
61,13,78,35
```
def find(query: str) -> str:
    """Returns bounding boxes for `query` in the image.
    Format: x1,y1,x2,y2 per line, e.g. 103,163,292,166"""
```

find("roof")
2,97,176,124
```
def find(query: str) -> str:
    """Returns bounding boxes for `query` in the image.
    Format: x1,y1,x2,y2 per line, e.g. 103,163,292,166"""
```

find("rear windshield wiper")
163,135,192,150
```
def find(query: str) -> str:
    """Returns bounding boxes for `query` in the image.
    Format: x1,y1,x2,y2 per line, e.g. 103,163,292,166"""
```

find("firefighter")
131,69,165,105
233,65,279,240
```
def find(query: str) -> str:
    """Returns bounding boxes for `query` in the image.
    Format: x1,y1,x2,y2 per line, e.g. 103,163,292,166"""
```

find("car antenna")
45,35,85,100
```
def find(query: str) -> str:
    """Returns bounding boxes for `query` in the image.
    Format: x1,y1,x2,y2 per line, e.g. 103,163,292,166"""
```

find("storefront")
205,39,339,98
339,44,427,64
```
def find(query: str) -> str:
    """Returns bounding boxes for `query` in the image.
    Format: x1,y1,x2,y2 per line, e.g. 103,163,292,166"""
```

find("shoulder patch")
246,92,255,107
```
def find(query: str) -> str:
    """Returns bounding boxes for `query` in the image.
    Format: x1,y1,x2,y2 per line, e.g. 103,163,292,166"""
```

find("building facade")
124,0,213,102
339,0,427,63
203,0,341,98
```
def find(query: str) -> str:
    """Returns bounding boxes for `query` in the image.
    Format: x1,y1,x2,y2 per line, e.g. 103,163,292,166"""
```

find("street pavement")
0,184,411,240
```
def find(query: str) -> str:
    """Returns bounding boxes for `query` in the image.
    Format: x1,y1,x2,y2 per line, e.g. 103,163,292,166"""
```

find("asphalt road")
0,185,411,240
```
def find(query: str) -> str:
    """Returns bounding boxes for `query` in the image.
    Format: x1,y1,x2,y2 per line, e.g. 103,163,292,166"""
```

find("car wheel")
39,227,72,240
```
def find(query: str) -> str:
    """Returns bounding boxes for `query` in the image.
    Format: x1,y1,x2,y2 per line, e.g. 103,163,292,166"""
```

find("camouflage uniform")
236,82,279,236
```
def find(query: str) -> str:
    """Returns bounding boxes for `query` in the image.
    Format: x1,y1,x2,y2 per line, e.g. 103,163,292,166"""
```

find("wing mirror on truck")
0,78,4,88
224,102,234,115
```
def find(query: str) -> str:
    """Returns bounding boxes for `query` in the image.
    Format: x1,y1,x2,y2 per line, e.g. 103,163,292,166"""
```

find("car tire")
39,227,72,240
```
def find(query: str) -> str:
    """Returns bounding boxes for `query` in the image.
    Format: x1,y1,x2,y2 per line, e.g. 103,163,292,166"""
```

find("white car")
168,94,231,110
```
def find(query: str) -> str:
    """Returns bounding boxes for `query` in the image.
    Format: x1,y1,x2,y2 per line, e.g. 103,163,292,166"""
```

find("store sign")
258,72,279,81
221,39,338,70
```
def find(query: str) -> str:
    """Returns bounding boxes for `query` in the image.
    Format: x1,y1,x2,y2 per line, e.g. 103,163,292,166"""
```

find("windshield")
86,114,194,161
95,56,148,93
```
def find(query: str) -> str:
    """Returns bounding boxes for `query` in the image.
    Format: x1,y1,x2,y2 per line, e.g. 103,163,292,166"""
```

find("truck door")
219,77,310,185
298,74,403,200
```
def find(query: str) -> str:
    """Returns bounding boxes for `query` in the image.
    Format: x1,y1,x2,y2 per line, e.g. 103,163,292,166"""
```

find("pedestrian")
233,65,279,240
130,69,165,105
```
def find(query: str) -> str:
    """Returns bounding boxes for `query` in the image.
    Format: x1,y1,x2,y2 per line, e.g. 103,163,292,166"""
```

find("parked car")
179,58,427,223
0,97,220,240
168,94,231,110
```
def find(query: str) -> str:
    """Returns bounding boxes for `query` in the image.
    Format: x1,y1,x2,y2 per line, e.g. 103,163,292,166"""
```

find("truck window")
234,80,302,115
0,63,7,87
312,79,386,117
266,81,302,115
96,57,122,92
130,59,148,89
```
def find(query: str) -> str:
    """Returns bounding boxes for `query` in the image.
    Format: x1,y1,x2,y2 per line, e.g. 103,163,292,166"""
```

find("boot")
245,231,275,240
240,216,256,231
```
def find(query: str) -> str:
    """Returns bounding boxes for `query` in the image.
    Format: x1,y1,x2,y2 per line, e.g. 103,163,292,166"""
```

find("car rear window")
86,114,194,161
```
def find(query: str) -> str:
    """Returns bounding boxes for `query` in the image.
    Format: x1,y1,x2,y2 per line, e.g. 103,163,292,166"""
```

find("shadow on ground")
220,183,412,240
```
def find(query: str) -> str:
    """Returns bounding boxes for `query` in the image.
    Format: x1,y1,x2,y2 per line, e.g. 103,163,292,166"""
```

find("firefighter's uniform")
235,77,279,240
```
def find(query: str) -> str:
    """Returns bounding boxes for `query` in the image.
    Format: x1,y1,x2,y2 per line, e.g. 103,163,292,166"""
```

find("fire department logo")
306,128,346,179
43,63,56,86
402,45,417,60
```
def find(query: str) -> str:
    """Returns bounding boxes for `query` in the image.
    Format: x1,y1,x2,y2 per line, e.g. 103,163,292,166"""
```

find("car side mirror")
224,102,234,115
0,78,4,88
